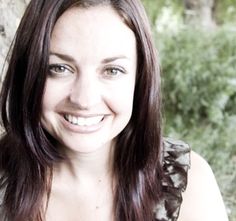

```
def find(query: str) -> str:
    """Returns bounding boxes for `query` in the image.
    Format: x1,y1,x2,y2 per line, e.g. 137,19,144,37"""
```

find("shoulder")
178,151,229,221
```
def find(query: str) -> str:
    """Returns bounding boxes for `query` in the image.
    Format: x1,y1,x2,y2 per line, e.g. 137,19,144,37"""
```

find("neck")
53,142,114,185
46,143,115,221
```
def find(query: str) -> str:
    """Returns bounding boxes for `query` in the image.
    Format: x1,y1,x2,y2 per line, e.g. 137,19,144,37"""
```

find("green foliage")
157,27,236,220
141,0,183,25
215,0,236,24
140,1,236,219
141,0,236,25
159,28,236,127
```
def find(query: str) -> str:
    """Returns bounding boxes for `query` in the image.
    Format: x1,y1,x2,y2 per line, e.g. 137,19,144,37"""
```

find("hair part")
0,0,163,220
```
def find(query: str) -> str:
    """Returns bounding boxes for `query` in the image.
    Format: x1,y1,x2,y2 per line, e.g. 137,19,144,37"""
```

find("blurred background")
141,0,236,220
0,0,236,220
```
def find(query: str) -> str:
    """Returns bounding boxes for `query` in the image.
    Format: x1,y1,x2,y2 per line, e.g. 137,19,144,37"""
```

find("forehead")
50,5,137,61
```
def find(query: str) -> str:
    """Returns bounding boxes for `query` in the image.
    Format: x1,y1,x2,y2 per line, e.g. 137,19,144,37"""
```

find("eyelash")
48,64,126,79
48,64,74,76
104,66,126,78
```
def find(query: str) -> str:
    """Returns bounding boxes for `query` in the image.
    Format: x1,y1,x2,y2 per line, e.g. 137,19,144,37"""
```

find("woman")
0,0,228,220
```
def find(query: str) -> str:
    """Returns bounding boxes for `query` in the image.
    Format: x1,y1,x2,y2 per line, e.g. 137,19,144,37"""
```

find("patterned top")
154,138,191,221
0,138,190,221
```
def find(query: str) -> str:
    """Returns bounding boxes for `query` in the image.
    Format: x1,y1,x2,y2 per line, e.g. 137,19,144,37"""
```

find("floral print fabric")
154,138,191,221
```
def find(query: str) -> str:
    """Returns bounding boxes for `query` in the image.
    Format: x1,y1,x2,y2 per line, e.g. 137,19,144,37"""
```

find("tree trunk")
0,0,28,80
183,0,216,29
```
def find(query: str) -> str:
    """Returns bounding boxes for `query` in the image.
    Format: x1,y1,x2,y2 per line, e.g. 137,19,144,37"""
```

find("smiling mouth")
64,114,104,126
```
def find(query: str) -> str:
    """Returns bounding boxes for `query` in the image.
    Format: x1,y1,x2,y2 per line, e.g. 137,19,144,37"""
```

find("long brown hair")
0,0,163,220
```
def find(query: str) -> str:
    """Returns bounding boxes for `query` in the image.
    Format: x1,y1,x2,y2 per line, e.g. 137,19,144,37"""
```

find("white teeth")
65,114,103,126
72,116,77,124
69,115,72,123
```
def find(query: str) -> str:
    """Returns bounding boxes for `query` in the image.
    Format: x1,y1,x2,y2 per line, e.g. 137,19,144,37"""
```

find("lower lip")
60,115,106,134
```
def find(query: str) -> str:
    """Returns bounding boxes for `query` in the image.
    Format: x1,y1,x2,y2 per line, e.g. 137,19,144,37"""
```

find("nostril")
69,89,101,110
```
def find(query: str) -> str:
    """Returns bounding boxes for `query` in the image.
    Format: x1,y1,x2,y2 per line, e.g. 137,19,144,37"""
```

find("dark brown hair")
0,0,163,220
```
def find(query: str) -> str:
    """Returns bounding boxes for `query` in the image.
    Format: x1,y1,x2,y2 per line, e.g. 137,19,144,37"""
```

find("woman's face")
41,5,137,153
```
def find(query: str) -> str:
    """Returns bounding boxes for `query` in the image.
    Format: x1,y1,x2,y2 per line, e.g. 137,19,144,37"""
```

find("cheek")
41,88,55,113
40,82,65,132
42,81,68,111
107,83,135,117
40,87,54,129
40,82,67,132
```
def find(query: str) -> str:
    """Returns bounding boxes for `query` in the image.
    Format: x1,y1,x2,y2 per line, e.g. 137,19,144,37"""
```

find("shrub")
158,28,236,127
157,27,236,220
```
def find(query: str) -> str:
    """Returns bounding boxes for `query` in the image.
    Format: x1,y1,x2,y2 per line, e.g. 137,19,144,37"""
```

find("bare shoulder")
178,151,229,221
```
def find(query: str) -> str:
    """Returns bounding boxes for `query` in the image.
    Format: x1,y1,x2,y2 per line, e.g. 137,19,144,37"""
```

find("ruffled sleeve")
154,138,191,221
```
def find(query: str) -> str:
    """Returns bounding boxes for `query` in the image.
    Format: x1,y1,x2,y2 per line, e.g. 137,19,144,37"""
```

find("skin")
179,151,229,221
42,5,137,221
41,6,137,155
41,4,229,221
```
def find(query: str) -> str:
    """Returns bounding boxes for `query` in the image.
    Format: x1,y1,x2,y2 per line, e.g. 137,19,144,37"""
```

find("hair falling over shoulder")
0,0,163,220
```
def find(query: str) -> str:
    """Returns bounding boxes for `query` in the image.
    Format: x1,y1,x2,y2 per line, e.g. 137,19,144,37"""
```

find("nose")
69,74,101,110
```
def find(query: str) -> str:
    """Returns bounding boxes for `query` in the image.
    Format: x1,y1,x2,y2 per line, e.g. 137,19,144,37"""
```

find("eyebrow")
49,52,76,63
101,56,130,63
49,52,129,64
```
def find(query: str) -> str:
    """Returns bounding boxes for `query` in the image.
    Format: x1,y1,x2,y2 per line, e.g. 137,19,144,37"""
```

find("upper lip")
60,111,108,118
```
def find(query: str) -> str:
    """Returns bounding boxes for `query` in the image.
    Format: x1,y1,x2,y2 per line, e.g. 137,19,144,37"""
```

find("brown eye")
106,68,119,76
104,67,126,78
51,65,66,73
48,64,74,76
